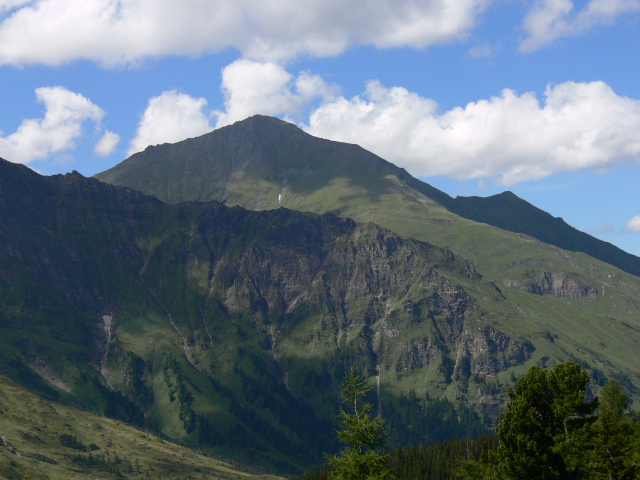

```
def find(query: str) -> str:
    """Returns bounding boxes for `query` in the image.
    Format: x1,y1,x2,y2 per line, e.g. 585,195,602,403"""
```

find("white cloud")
127,60,337,154
215,59,337,128
520,0,640,51
127,90,213,156
625,215,640,232
594,221,615,233
0,86,107,164
305,80,640,185
0,0,488,66
94,130,120,156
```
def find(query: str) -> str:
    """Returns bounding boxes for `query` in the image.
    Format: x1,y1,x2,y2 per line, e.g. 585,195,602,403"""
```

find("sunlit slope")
0,375,281,480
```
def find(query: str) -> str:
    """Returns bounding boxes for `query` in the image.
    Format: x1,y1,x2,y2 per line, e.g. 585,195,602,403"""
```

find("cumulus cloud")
520,0,640,51
127,60,337,155
626,215,640,232
127,90,213,156
0,86,108,164
215,59,337,128
0,0,487,66
594,221,615,233
94,130,120,156
305,80,640,185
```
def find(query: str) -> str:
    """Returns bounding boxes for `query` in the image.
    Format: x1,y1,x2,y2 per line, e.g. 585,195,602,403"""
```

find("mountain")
3,115,640,474
95,115,640,279
93,117,640,405
0,157,525,472
445,191,640,278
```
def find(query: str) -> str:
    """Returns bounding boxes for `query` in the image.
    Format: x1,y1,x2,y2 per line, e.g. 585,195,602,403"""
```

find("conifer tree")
493,362,597,480
326,368,393,480
589,380,638,480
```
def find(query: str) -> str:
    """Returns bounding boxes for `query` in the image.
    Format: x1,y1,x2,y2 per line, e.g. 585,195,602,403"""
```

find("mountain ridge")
95,115,640,279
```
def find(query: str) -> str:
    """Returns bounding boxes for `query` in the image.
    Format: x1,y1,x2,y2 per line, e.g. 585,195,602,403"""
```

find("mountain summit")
97,115,640,278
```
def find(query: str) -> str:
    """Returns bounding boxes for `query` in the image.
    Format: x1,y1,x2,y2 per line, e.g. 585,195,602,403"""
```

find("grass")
0,375,283,480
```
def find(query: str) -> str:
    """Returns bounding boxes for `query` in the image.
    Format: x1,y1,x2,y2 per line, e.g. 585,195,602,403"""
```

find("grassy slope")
0,375,283,480
264,168,640,407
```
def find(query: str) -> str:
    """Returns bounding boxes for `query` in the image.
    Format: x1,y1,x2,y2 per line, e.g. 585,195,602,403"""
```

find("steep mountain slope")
1,158,542,471
95,115,640,279
0,375,275,480
93,115,640,394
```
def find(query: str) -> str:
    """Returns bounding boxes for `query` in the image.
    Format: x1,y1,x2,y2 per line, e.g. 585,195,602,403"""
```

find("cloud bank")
520,0,640,51
0,0,487,66
0,86,116,164
305,80,640,185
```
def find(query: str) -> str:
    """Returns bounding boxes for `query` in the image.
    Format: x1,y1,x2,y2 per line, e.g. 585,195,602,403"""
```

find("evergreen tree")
493,362,597,480
326,368,393,480
589,380,638,480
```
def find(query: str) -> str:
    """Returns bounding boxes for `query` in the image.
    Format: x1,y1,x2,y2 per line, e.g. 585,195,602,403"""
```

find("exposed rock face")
525,272,597,299
503,272,597,299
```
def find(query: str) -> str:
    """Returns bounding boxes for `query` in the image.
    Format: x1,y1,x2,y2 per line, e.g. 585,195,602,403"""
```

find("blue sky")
1,0,639,256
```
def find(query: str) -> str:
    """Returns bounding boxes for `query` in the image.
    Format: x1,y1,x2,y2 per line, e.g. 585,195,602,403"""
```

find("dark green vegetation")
297,435,499,480
300,363,640,480
2,114,640,476
491,362,598,479
0,375,282,480
457,363,640,480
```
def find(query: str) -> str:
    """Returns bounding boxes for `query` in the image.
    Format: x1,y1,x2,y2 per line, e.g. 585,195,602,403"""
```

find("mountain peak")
94,115,640,278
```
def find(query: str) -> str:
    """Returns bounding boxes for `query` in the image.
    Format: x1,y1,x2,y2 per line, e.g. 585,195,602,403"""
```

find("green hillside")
0,375,282,480
0,159,519,471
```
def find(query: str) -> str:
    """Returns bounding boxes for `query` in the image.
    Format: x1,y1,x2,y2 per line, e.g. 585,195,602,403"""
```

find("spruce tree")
326,368,392,480
589,380,637,480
